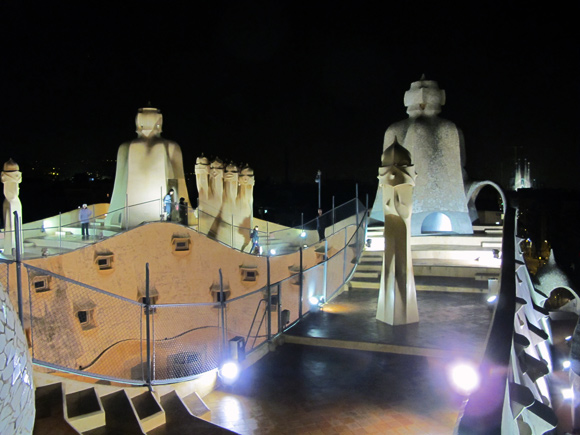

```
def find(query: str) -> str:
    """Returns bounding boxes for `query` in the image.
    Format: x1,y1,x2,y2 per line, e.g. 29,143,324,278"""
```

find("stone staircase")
346,224,503,294
33,375,235,434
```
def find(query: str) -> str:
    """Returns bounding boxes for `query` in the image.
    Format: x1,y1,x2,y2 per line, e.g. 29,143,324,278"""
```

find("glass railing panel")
301,262,325,314
326,244,347,300
278,275,301,328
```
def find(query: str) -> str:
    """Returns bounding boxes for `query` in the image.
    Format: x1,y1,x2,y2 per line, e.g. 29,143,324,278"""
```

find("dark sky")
1,1,578,191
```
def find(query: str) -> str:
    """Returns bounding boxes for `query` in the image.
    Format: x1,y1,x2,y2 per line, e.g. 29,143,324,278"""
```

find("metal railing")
1,198,364,259
1,207,367,387
456,205,558,434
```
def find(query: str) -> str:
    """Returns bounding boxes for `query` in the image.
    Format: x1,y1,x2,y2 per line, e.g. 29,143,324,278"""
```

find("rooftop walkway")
203,251,495,434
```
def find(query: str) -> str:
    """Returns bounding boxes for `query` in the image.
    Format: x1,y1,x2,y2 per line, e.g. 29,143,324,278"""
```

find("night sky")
1,2,578,194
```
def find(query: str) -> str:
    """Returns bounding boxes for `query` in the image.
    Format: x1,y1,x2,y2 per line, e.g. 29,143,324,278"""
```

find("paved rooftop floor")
204,287,493,434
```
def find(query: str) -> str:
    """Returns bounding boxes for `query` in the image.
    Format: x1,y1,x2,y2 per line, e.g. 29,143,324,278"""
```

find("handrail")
1,201,368,385
456,205,516,434
79,325,219,371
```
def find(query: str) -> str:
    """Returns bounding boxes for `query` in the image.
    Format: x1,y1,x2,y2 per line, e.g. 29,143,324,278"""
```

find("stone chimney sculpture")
106,107,191,228
370,76,472,235
195,156,254,248
376,139,419,325
2,158,23,255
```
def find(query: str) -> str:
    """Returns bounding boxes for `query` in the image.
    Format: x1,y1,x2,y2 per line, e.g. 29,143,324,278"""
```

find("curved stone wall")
0,284,35,434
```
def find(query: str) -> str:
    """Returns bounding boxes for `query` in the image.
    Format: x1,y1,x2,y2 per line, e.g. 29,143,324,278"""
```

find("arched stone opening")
420,212,452,233
466,181,506,225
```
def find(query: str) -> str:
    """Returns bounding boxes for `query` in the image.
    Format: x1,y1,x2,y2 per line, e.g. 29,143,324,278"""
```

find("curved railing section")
2,198,365,259
0,204,368,387
456,206,558,434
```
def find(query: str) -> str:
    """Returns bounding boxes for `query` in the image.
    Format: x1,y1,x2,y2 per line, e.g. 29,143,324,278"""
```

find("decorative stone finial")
404,76,446,117
381,137,412,167
3,158,19,172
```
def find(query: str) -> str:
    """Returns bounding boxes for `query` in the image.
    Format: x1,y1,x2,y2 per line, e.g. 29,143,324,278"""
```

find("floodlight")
309,296,320,306
270,249,276,255
448,361,480,395
562,388,574,400
219,361,240,385
487,295,498,304
563,360,571,369
300,231,307,238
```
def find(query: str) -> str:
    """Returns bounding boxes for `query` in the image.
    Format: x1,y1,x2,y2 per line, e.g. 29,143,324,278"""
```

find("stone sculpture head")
224,162,239,181
379,138,415,186
403,75,446,118
136,107,163,138
379,138,416,219
239,165,255,187
3,158,19,172
209,158,224,179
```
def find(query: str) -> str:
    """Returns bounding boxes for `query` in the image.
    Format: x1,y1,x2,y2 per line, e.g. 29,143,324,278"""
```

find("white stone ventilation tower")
106,107,191,228
376,138,419,325
2,158,23,255
370,76,473,235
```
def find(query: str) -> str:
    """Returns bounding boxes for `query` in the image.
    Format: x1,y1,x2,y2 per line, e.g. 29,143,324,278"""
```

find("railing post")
125,194,129,230
343,227,347,283
231,214,234,247
219,269,226,354
59,212,62,251
145,263,152,390
266,256,272,341
299,247,303,319
354,183,359,232
13,211,23,326
277,283,282,334
266,221,269,257
332,196,335,235
323,239,328,302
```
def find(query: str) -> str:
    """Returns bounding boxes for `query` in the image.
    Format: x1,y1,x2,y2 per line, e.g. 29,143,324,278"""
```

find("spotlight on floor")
487,295,498,304
219,361,240,385
448,361,480,396
309,296,320,306
309,295,325,308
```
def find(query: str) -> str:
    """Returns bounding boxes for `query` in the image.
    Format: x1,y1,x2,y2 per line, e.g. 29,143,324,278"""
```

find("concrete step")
415,276,489,293
349,277,380,290
65,387,106,434
99,390,144,434
353,271,380,279
130,391,166,433
149,391,236,434
34,383,79,435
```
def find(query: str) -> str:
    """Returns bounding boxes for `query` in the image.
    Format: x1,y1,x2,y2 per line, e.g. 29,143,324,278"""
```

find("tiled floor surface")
204,288,492,434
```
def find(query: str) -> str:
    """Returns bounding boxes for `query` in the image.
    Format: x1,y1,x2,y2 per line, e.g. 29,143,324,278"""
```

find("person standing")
164,189,174,221
316,209,325,241
178,197,188,225
250,225,260,254
79,204,92,240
